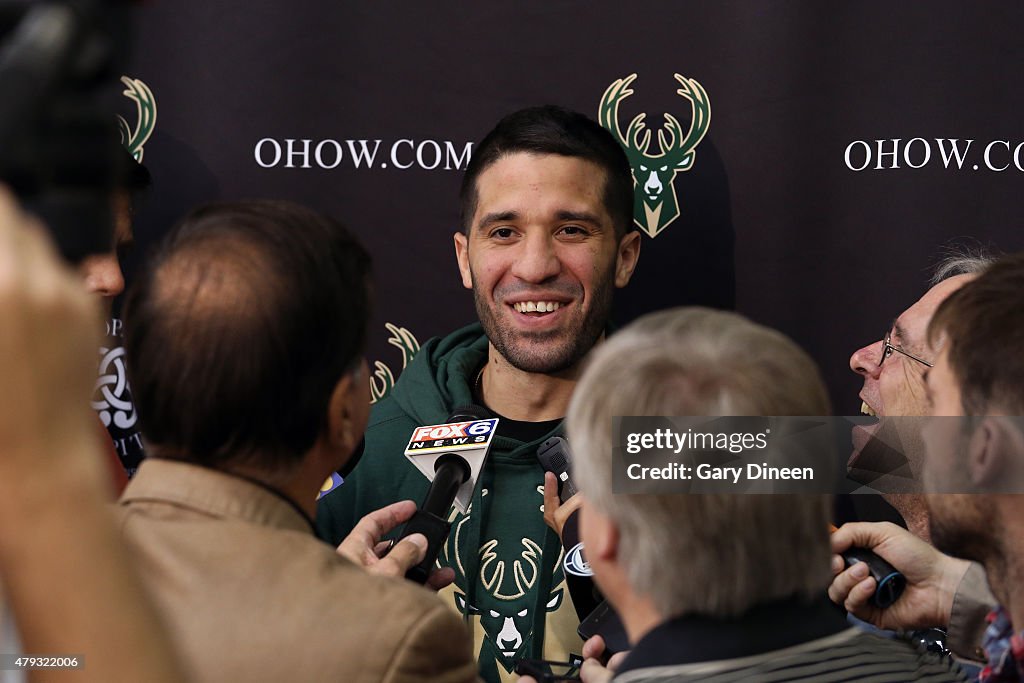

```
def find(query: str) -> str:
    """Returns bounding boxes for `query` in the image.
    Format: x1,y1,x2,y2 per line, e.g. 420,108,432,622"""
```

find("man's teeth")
513,301,562,313
861,401,877,417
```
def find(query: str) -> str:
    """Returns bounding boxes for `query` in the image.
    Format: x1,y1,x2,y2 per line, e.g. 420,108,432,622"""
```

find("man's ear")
453,231,473,290
614,230,641,288
968,417,1024,491
325,372,361,456
585,502,620,563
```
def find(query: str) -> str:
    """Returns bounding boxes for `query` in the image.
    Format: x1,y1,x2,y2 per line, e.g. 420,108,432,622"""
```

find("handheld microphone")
841,548,906,609
397,406,496,584
536,436,577,502
830,524,906,609
536,436,628,651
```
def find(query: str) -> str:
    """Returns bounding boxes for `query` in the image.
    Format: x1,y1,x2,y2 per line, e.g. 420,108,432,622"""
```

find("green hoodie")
317,323,582,682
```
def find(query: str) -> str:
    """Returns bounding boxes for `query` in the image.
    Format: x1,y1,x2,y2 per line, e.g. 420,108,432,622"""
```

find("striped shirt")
613,598,964,683
615,628,965,682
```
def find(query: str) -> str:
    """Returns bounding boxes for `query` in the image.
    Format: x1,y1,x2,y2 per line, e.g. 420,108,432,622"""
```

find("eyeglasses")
879,330,933,368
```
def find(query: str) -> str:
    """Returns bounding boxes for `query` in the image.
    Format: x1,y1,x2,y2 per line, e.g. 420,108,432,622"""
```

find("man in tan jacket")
118,200,476,682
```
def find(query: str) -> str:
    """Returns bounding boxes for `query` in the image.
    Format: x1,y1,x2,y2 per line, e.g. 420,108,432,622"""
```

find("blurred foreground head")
78,148,151,307
566,307,831,620
124,200,371,478
922,251,1024,574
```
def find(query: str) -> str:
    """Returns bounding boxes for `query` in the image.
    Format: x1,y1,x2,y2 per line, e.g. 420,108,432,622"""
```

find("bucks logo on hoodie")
439,487,574,683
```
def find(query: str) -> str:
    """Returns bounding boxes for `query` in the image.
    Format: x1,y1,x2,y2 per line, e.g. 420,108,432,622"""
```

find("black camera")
0,1,132,263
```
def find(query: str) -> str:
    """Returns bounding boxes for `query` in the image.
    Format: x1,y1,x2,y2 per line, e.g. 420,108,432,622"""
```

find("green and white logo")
369,322,420,404
118,76,157,163
598,73,711,238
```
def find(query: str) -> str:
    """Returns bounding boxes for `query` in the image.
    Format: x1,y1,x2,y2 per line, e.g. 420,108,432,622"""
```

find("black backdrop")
102,1,1024,471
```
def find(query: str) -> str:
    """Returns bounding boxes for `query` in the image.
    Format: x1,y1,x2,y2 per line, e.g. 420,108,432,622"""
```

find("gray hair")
566,307,832,618
929,246,996,286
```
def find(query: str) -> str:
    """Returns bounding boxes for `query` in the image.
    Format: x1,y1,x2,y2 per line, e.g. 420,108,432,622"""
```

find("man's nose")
850,340,883,379
81,254,126,299
510,232,560,283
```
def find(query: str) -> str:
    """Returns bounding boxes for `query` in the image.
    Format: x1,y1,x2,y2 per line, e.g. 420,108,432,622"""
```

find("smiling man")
829,253,1020,670
848,254,991,538
317,106,641,682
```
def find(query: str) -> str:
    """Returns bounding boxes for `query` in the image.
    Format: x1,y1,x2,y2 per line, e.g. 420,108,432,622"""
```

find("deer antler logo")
117,76,157,163
369,322,420,404
598,73,711,238
445,495,566,675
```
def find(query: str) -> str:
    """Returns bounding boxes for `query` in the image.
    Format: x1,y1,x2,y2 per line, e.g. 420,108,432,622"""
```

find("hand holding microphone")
828,521,971,632
535,437,630,654
839,547,905,609
830,523,906,609
335,500,455,590
538,436,583,541
543,472,583,541
395,407,496,585
397,452,472,585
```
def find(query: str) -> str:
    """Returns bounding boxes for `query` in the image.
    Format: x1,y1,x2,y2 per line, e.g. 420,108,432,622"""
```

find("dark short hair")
459,105,635,239
124,200,372,473
929,251,1024,415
